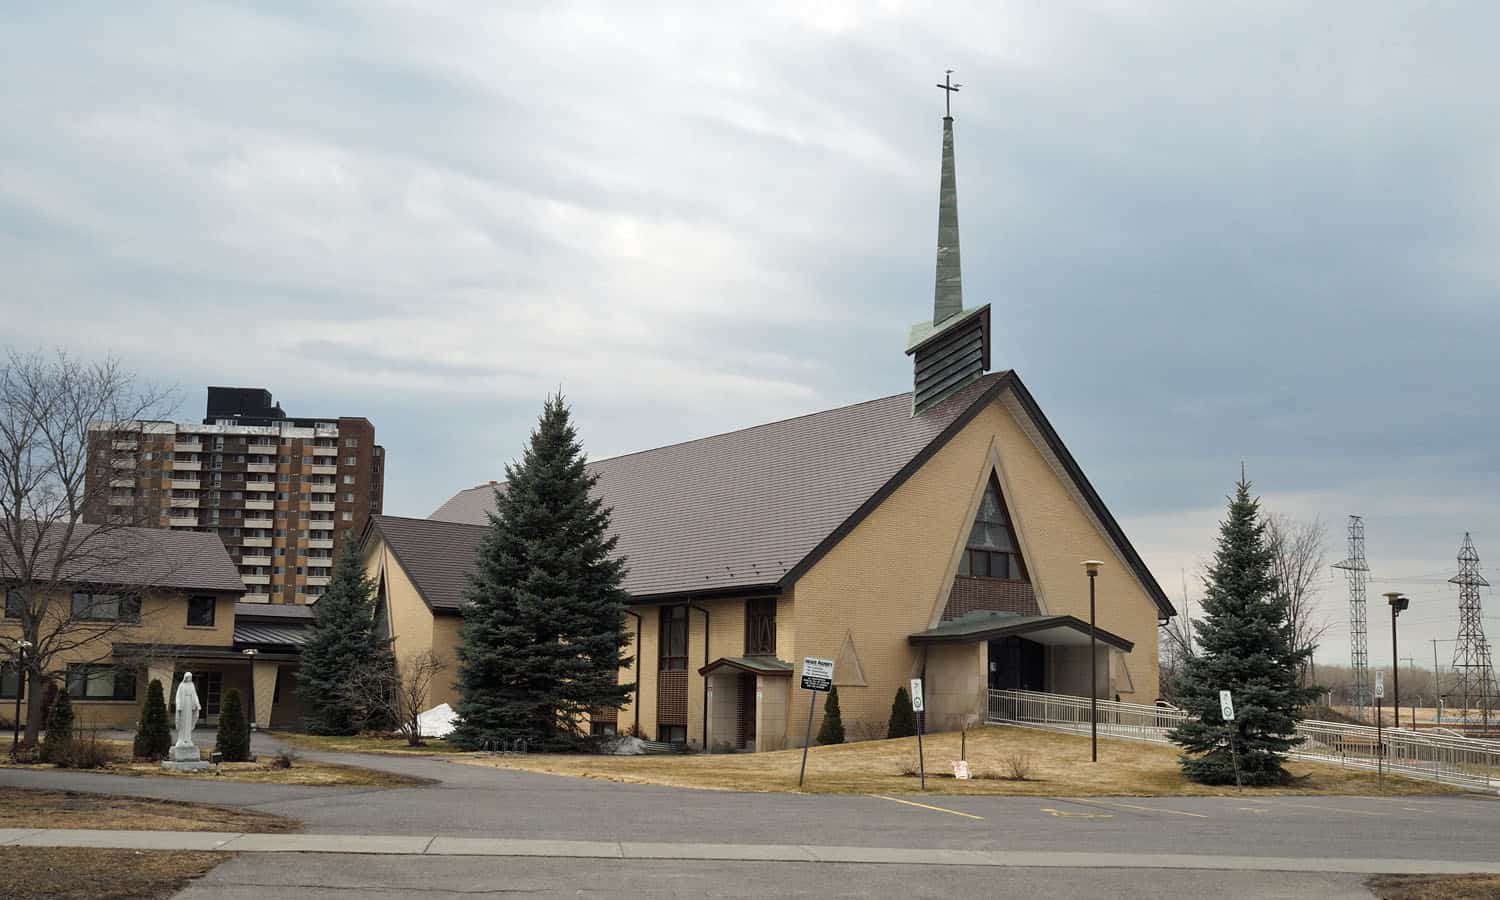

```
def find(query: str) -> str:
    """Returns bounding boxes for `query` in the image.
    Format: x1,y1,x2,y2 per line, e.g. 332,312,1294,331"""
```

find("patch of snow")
417,703,458,738
601,735,647,755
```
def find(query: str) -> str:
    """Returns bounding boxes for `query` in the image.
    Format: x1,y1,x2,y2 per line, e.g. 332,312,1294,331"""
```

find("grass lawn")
462,725,1457,797
0,847,226,900
268,731,468,755
1368,874,1500,899
0,787,298,832
1,739,428,787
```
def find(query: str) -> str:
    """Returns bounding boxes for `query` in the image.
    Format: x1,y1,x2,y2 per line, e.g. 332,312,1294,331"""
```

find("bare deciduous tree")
340,650,447,746
1264,513,1329,685
0,350,172,747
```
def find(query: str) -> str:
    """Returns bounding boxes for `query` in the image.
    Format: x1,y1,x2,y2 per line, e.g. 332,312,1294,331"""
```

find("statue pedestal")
161,743,210,772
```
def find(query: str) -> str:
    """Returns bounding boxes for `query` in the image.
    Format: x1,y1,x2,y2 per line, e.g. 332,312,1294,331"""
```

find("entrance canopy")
909,611,1134,652
698,657,794,678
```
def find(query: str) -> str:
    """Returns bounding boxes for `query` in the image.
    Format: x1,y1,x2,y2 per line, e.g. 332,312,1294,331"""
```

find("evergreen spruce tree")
816,686,845,745
452,394,634,751
297,542,395,735
887,686,917,738
1169,477,1321,785
216,688,250,762
133,679,172,760
40,686,73,763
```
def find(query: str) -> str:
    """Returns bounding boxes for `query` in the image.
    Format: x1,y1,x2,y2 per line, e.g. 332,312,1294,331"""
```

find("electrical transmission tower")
1448,533,1496,728
1333,515,1371,718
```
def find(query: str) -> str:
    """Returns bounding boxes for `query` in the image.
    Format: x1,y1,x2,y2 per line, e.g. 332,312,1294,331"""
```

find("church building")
360,104,1174,750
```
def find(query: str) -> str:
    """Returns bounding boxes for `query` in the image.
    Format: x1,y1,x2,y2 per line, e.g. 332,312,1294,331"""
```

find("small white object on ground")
952,760,970,780
417,703,458,738
601,736,647,756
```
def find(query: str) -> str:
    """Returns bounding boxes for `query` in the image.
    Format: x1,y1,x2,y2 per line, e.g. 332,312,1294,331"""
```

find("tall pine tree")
1169,477,1320,785
452,394,634,751
297,541,395,735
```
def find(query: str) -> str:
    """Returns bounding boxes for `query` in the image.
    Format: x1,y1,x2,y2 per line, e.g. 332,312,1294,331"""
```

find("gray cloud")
3,1,1498,664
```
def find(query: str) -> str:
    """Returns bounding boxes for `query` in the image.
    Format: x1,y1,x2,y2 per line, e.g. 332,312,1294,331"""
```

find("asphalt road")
174,854,1379,900
3,749,1497,866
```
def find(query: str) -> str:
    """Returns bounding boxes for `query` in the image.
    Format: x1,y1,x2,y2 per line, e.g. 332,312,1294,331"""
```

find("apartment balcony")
243,516,274,529
309,464,337,476
169,497,200,509
247,462,276,474
307,481,335,494
310,500,335,512
309,520,335,531
111,439,138,451
169,514,199,527
240,554,272,567
241,574,271,586
242,536,273,548
172,460,202,472
244,481,275,493
247,441,278,453
108,495,135,506
307,537,333,550
170,477,201,490
174,438,203,451
244,499,274,511
110,456,137,469
305,575,331,588
241,592,271,604
311,444,337,456
110,477,136,488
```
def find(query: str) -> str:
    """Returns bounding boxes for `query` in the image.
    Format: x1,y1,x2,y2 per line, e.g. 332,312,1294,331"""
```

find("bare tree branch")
1264,513,1329,685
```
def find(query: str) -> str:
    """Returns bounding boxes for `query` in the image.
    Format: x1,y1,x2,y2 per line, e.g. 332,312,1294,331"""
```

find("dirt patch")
0,847,225,900
0,787,299,832
462,725,1461,797
1368,874,1500,899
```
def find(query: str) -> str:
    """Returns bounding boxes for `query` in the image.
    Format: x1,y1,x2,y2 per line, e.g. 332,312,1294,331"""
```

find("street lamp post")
1384,593,1409,729
10,639,32,757
241,649,259,730
1083,560,1104,763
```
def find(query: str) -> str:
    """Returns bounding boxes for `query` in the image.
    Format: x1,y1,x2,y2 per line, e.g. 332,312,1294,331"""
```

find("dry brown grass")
1368,874,1500,899
0,787,298,832
2,737,425,786
269,731,468,755
0,847,226,900
462,725,1459,797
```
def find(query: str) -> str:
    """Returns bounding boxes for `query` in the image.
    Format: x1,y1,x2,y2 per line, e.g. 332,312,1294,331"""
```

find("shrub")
816,686,845,745
133,679,172,761
887,686,917,739
216,688,251,762
269,749,297,770
1003,750,1034,781
59,729,120,769
40,686,73,764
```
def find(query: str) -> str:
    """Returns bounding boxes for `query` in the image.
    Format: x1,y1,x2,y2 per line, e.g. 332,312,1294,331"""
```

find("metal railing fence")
987,688,1499,793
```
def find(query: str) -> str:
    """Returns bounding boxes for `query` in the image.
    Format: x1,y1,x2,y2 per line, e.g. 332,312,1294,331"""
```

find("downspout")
688,601,709,752
624,609,642,736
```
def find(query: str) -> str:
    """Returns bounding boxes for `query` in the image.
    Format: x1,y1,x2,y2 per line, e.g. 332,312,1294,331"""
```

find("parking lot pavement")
172,854,1380,900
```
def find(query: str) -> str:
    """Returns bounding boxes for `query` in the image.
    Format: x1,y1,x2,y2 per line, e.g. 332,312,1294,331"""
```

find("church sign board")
801,657,835,693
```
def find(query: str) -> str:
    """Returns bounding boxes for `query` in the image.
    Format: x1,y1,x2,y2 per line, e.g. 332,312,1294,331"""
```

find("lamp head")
1082,560,1104,577
1384,592,1410,614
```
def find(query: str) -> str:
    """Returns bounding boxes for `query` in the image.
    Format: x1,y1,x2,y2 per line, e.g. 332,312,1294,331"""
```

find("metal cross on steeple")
936,69,961,119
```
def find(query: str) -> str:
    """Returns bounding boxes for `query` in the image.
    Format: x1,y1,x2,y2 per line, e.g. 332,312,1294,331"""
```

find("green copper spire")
933,73,963,325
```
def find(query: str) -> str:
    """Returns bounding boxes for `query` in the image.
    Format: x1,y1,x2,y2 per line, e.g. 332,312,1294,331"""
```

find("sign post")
1374,672,1385,792
1220,690,1242,790
910,678,926,791
797,657,834,788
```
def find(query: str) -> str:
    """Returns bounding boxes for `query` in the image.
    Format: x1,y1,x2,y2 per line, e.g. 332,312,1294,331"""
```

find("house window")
0,663,23,700
745,597,776,656
957,477,1028,582
658,724,687,744
171,671,221,716
341,511,353,521
71,591,141,623
4,589,23,618
344,456,357,466
659,606,688,671
344,438,359,448
67,664,137,701
342,475,355,485
187,595,216,627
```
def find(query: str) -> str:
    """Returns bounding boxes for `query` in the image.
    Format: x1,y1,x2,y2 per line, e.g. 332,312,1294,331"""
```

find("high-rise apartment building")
86,387,385,604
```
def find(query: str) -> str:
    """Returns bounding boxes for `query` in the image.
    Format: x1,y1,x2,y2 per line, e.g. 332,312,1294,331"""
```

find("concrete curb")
3,829,1500,875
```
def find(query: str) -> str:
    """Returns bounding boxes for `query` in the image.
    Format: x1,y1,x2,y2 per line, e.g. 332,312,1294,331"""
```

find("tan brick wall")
787,391,1161,742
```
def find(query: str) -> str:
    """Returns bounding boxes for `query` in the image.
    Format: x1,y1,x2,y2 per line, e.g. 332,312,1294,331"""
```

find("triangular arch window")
958,475,1029,582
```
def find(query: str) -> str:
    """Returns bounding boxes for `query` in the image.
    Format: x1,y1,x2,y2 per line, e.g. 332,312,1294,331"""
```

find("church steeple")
906,71,991,415
933,73,963,325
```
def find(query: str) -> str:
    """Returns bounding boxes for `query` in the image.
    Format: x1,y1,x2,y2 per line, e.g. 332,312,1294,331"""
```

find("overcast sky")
3,2,1497,668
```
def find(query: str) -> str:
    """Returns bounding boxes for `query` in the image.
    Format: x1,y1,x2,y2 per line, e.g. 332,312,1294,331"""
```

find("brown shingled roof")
368,515,486,613
1,522,244,594
419,373,1173,617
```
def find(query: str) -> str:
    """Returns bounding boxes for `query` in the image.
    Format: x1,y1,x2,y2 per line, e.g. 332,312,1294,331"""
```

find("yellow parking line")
1271,802,1387,817
870,795,985,820
1083,800,1209,819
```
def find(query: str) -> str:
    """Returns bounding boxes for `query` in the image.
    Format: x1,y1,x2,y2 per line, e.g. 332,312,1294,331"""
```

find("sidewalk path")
4,827,1500,876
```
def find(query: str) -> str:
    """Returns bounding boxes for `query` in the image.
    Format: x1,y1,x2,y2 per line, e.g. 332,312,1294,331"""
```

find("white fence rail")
987,689,1500,793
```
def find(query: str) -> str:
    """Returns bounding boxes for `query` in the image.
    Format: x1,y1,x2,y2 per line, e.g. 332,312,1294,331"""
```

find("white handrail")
987,688,1499,793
